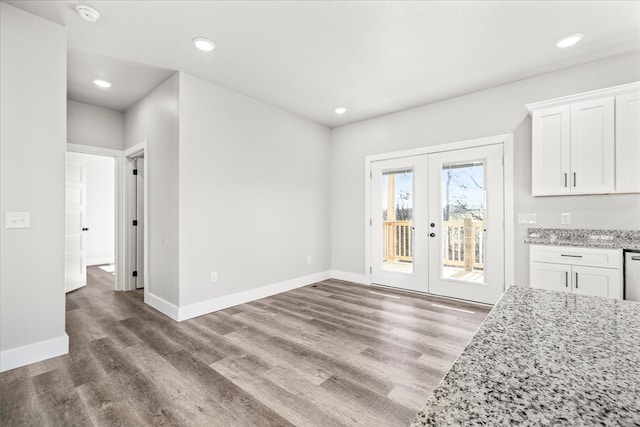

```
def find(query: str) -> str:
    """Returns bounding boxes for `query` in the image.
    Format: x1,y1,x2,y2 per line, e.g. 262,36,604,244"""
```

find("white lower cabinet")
530,245,622,300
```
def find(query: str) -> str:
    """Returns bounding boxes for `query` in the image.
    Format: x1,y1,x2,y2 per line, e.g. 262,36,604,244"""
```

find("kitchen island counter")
411,286,640,426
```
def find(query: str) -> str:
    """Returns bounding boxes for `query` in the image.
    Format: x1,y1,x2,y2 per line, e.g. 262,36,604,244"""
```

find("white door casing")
368,138,508,305
135,157,145,289
124,140,148,294
65,157,87,293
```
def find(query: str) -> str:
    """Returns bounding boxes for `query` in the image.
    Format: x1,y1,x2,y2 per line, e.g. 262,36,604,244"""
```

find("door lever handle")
82,227,89,231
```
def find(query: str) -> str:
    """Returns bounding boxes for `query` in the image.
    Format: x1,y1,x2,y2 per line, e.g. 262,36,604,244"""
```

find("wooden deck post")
386,174,396,262
464,217,473,271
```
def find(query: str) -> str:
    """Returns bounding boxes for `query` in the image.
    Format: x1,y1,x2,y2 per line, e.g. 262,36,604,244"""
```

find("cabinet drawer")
529,245,621,269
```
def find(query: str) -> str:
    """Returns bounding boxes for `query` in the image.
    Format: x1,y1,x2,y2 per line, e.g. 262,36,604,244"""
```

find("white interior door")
371,156,428,292
135,157,145,289
427,144,504,304
65,157,87,293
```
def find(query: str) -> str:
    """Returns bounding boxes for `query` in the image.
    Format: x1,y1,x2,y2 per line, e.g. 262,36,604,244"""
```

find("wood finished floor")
0,267,490,426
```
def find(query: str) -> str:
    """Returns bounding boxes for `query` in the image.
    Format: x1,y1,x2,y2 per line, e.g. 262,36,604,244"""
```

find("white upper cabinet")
615,91,640,193
570,97,615,193
527,82,639,196
531,106,571,195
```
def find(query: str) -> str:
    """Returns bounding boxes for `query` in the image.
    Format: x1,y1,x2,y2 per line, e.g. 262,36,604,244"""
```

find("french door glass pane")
440,162,485,283
381,169,413,273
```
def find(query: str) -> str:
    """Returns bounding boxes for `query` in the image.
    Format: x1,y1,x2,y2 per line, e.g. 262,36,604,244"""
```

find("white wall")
125,74,180,305
330,52,640,288
68,100,124,150
0,4,68,370
67,152,115,266
178,73,331,307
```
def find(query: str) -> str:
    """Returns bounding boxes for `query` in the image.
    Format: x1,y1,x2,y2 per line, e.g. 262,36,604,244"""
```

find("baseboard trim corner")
0,334,69,372
330,270,369,285
177,270,331,321
145,292,180,321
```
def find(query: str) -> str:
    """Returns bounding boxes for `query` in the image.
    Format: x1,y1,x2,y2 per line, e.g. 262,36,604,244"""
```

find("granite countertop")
523,228,640,250
410,286,640,426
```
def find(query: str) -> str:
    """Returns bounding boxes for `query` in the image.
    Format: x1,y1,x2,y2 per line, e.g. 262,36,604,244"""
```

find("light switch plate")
560,212,571,225
517,213,537,224
5,212,30,229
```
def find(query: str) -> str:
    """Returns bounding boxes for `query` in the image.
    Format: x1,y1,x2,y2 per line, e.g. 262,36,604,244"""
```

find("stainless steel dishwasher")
625,250,640,302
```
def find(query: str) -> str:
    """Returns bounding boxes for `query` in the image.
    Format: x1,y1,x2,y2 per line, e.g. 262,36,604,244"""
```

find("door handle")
429,232,436,238
82,227,89,231
564,173,567,188
573,172,576,187
575,272,578,289
565,271,568,288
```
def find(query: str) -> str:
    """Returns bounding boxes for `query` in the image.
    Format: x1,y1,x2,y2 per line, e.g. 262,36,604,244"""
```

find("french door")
371,144,504,304
371,156,428,292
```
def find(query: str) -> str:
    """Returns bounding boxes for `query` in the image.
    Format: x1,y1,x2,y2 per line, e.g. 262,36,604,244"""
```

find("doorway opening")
65,145,123,292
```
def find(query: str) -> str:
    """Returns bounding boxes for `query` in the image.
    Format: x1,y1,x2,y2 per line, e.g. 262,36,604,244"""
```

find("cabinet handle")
564,173,567,188
573,172,576,187
565,271,568,288
575,272,578,289
561,254,582,258
631,256,640,261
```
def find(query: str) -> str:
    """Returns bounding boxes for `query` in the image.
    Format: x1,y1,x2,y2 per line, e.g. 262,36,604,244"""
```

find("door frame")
66,143,125,291
123,141,149,296
364,133,515,293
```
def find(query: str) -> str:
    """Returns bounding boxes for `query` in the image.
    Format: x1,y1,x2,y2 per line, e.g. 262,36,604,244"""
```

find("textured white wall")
0,4,67,352
67,152,115,266
330,52,640,287
67,100,125,150
124,74,180,305
178,73,331,306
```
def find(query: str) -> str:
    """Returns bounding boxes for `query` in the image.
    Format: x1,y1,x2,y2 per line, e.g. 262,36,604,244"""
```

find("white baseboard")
177,270,331,321
87,258,115,266
330,270,369,285
0,334,69,372
145,292,180,321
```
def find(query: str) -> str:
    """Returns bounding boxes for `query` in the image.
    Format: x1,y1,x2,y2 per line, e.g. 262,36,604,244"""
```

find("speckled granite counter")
524,228,640,250
410,286,640,426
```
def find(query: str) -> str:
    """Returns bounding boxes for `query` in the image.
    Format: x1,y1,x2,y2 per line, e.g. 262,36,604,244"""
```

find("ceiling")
5,1,640,128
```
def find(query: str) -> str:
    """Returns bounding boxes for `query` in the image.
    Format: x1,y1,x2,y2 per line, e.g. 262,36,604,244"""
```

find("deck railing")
383,219,484,271
383,221,413,263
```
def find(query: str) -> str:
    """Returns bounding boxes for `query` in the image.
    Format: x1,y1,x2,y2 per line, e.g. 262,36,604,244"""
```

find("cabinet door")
531,106,571,195
530,262,571,293
572,266,621,300
570,97,615,194
615,92,640,193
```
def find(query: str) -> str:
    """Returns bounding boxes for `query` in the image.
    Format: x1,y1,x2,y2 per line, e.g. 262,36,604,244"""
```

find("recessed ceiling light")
556,33,583,48
192,37,216,52
76,5,100,23
93,79,112,88
335,107,347,115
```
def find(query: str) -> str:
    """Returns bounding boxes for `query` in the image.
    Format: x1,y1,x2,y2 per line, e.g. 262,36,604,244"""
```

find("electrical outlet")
307,256,312,264
560,213,571,225
210,272,218,283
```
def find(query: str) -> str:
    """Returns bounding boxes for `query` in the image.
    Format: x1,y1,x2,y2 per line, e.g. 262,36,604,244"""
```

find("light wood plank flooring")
0,266,490,426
